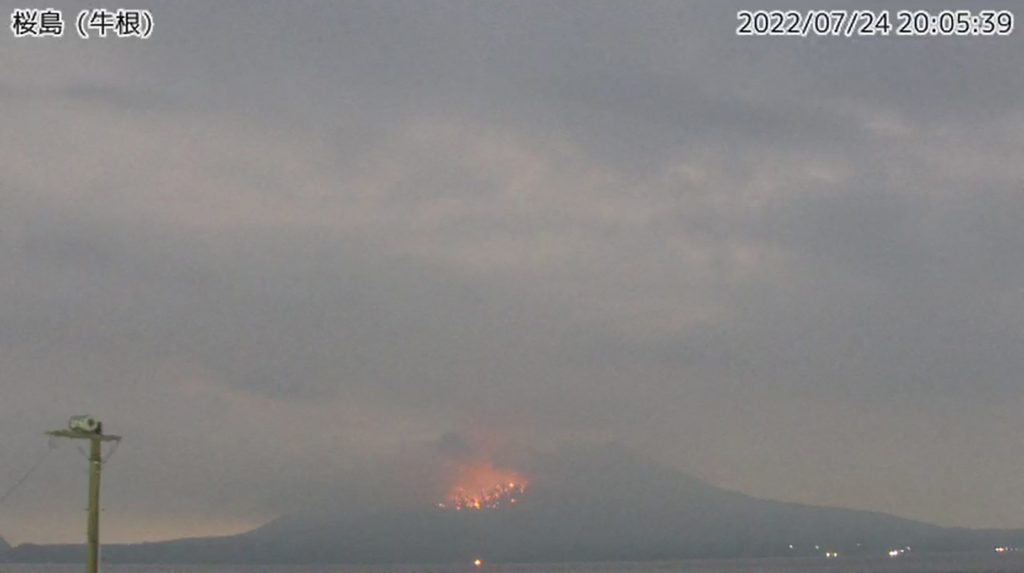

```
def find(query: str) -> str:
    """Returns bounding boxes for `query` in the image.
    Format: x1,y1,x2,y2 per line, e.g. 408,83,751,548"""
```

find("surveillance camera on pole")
47,416,121,573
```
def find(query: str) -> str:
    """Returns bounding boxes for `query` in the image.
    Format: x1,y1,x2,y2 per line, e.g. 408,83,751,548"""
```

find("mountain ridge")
6,444,1022,563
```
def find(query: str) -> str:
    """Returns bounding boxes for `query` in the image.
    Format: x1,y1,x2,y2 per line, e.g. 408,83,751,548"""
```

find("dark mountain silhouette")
7,444,1022,563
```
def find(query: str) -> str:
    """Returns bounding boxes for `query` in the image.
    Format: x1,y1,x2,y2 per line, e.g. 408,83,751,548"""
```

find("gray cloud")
1,0,1023,545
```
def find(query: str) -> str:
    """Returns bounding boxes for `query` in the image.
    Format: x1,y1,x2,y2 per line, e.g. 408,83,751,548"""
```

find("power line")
0,438,58,506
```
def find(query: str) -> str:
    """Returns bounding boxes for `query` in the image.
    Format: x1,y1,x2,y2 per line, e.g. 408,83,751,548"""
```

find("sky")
1,0,1024,545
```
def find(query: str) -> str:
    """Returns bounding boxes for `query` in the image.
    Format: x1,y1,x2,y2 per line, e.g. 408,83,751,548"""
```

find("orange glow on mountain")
437,462,527,511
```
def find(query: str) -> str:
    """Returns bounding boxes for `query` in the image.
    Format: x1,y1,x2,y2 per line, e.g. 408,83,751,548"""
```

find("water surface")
5,555,1024,573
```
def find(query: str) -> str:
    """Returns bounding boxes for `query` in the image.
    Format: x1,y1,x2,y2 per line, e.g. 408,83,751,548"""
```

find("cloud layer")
1,0,1023,544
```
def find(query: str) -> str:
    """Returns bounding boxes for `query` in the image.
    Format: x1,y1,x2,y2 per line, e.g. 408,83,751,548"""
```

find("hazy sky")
2,0,1024,545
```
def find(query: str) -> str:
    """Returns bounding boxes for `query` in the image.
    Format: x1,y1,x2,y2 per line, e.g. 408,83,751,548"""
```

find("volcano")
440,461,527,511
8,444,1024,564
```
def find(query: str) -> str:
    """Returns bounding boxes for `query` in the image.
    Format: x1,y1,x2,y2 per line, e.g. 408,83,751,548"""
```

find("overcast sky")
2,0,1024,545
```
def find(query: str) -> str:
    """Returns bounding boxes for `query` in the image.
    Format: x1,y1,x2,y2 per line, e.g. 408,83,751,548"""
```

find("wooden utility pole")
47,416,121,573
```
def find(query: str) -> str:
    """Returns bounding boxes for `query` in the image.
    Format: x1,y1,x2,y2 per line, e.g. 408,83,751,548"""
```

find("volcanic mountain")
8,444,1024,563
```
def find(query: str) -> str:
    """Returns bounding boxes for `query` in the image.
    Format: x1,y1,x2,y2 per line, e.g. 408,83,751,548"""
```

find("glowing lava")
437,462,527,511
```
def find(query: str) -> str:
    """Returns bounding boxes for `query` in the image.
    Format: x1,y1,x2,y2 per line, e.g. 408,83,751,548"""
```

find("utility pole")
47,416,121,573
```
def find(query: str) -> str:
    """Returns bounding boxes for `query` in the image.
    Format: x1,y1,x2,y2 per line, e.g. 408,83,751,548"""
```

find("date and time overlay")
6,8,1016,40
738,9,1014,37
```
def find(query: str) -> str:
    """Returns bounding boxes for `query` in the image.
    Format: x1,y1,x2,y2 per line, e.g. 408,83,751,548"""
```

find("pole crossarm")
46,430,121,442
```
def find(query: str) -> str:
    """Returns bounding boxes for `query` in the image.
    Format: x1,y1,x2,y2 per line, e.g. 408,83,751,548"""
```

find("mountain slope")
8,445,1023,563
